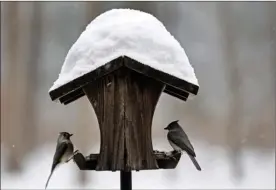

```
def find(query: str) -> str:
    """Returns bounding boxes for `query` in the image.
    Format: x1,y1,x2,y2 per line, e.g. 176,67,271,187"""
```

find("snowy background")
1,143,275,189
1,2,275,189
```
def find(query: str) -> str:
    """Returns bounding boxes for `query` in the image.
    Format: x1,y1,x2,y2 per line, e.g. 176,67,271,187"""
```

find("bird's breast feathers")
168,140,182,152
59,142,74,163
60,150,73,163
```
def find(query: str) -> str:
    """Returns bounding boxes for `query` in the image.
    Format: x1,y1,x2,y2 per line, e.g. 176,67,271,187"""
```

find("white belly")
60,151,73,163
169,140,182,152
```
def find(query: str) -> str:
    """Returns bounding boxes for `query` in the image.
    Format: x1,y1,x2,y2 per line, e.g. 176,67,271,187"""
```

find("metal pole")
120,171,132,190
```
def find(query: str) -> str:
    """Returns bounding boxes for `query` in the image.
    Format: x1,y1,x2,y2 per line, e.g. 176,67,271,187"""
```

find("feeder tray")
73,150,181,171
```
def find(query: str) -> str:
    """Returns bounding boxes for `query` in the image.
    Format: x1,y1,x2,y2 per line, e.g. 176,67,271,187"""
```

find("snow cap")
49,8,199,91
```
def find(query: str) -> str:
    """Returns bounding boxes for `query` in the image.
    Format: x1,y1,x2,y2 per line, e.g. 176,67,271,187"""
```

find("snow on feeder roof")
49,9,199,104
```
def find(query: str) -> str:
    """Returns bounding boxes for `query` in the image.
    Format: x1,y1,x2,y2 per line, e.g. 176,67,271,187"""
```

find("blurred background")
1,1,275,189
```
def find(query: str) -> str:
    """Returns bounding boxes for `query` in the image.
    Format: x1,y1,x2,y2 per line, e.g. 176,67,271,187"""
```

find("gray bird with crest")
164,120,201,171
45,132,74,189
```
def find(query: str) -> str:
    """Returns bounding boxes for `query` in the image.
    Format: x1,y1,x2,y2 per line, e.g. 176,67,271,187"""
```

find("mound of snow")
49,9,198,91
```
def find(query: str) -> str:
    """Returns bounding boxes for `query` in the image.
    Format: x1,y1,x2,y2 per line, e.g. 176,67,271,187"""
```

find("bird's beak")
164,127,168,130
70,134,73,137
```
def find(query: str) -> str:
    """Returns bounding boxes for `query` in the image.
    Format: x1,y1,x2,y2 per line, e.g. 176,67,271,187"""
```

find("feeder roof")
49,9,199,104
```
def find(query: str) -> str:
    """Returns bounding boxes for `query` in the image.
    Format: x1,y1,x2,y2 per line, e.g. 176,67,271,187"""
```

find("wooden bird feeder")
49,56,198,171
48,9,199,190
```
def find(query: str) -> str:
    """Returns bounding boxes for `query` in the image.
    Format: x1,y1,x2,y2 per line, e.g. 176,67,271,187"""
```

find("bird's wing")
168,131,196,157
51,142,68,172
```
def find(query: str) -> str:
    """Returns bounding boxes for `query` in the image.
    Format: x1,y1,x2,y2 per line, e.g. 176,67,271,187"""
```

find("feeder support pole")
120,171,132,190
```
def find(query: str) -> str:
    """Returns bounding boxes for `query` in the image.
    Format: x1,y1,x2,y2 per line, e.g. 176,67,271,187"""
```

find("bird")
45,132,74,189
164,120,201,171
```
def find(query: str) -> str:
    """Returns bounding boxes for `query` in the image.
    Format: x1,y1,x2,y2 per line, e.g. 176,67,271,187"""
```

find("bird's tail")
45,171,53,189
188,154,201,171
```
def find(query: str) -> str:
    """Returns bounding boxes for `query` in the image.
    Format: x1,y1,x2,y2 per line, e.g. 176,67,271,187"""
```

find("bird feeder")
49,9,199,189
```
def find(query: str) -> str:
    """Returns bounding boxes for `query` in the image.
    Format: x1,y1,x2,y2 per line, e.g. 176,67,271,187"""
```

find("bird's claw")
73,150,79,155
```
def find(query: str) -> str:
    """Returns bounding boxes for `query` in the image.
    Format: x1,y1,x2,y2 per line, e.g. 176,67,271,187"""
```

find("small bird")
45,132,74,189
164,120,201,171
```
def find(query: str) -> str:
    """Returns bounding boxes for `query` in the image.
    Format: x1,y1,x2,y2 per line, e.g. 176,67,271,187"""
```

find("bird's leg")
73,150,79,155
66,150,79,163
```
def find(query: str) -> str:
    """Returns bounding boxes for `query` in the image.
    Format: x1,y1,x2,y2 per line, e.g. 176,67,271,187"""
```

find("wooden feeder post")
49,56,199,189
